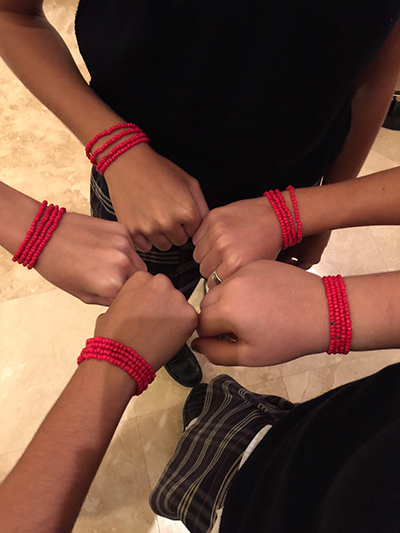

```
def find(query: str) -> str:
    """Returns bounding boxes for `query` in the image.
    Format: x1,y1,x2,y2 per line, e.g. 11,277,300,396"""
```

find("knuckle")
114,251,131,270
153,273,172,288
226,253,242,272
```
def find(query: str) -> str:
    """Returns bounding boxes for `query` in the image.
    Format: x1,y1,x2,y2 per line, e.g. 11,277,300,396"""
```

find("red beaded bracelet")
322,275,352,355
12,201,66,269
89,127,140,165
263,186,302,249
77,337,156,395
97,132,149,175
85,123,150,176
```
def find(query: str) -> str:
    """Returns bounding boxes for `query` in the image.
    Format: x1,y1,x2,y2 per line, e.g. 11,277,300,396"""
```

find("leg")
150,375,295,532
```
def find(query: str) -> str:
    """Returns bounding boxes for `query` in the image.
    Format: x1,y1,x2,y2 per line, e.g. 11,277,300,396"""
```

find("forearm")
0,4,123,145
345,271,400,351
323,18,400,184
0,181,41,255
282,166,400,236
0,359,136,533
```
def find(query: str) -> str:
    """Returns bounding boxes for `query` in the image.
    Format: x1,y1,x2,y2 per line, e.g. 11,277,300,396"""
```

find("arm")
193,260,400,366
323,18,400,185
0,271,198,532
274,17,400,267
0,180,146,305
193,166,400,286
0,1,208,251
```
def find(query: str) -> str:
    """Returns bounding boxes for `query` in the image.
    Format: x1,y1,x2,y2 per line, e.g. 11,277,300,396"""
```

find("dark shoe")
383,97,400,130
182,383,208,429
165,344,202,387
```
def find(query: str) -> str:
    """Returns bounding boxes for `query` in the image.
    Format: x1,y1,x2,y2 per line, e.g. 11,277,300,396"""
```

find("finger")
120,230,148,272
191,336,241,366
165,225,189,247
93,295,114,307
199,284,223,310
129,251,148,273
197,303,232,337
132,234,153,253
183,208,203,238
149,233,174,251
192,217,210,247
199,249,222,280
206,258,240,288
188,180,210,220
193,234,211,264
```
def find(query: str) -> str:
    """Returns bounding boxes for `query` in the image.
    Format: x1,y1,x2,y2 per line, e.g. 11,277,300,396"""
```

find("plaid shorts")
150,375,295,532
90,167,201,299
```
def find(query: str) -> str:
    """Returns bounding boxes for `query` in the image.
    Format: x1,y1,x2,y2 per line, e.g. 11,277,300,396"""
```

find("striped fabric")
150,375,295,533
90,167,201,298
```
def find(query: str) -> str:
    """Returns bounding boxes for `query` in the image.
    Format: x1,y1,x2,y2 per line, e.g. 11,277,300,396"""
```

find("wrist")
0,183,42,255
77,358,138,402
103,142,154,183
258,196,284,248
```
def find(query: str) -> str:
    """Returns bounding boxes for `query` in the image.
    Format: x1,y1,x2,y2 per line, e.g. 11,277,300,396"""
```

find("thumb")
191,336,241,366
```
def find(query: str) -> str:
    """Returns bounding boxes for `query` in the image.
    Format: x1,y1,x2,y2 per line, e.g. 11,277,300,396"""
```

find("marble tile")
192,344,282,387
246,376,289,398
370,225,400,272
283,349,400,404
0,248,56,302
75,418,157,533
137,404,184,491
278,351,342,378
309,226,387,277
358,148,398,176
156,516,189,533
0,289,103,455
0,448,24,484
370,128,400,167
132,369,190,418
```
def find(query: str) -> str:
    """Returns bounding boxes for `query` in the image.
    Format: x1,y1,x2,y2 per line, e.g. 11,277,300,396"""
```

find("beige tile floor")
1,1,400,531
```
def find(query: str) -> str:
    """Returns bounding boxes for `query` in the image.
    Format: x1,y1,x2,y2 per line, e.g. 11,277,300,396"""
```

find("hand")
193,197,283,287
36,212,146,306
95,271,198,371
192,260,329,366
277,231,332,270
105,143,209,252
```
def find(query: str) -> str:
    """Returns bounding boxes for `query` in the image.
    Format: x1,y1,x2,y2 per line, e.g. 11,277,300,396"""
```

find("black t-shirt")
220,363,400,533
75,1,400,208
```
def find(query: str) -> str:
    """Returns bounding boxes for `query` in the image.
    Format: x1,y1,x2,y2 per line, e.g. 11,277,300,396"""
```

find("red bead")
78,337,156,396
85,123,140,157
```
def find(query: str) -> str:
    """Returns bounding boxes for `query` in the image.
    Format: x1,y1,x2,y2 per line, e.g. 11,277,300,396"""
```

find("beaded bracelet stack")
12,201,66,269
264,185,302,249
86,122,149,175
77,337,156,395
322,275,352,355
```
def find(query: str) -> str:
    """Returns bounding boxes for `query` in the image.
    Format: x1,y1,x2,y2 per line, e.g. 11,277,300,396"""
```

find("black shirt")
220,363,400,533
75,1,400,208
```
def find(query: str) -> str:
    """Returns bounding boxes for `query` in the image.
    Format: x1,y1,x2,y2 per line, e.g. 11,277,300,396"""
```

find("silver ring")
211,270,223,285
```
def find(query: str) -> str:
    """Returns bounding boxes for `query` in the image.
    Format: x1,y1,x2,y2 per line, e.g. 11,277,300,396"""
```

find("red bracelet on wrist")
322,275,352,355
12,201,66,269
263,186,302,249
85,123,150,176
77,337,156,395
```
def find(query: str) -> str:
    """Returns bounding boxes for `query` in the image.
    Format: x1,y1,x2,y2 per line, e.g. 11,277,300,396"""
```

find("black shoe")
164,344,202,387
182,383,208,429
383,97,400,130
